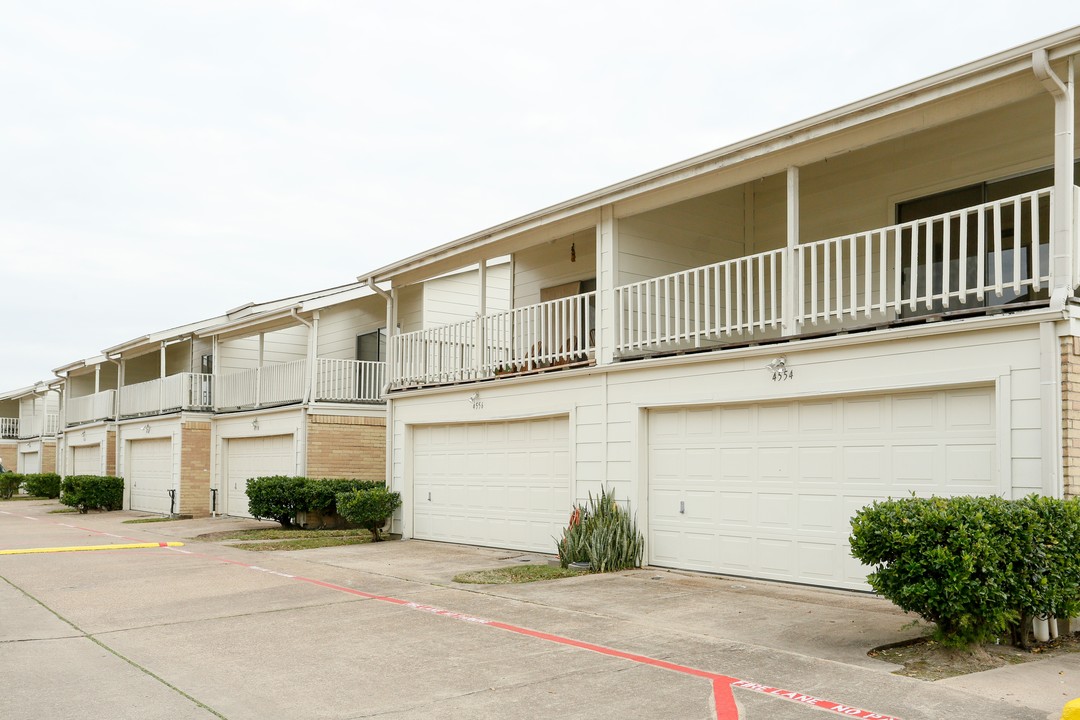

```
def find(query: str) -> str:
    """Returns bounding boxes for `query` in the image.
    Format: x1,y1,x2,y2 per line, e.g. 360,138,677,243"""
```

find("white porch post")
211,336,219,412
476,259,487,375
159,343,167,413
783,165,800,336
256,333,264,408
1034,51,1075,306
306,311,320,403
94,365,100,394
597,206,618,365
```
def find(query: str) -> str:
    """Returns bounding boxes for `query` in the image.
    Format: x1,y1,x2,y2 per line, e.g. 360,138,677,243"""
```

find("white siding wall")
218,326,308,372
513,229,597,307
317,297,386,360
396,285,424,334
388,321,1049,543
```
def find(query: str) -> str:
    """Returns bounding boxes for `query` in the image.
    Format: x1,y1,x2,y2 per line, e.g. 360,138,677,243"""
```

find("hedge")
60,475,124,514
849,494,1080,648
245,476,385,527
23,473,62,499
0,473,21,500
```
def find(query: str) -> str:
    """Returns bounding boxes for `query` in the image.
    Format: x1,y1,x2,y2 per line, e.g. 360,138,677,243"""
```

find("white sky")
3,1,1079,388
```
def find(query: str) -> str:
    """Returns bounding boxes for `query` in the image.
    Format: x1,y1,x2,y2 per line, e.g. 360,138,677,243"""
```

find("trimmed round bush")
336,487,401,541
60,475,124,514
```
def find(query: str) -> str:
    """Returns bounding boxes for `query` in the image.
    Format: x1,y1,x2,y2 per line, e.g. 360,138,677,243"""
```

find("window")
200,354,213,374
356,329,387,363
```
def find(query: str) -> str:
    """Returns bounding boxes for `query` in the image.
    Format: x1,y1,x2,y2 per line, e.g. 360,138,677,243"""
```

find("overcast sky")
3,2,1079,388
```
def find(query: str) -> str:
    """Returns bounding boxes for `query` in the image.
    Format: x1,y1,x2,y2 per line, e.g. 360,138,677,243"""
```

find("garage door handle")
679,501,685,514
428,492,431,502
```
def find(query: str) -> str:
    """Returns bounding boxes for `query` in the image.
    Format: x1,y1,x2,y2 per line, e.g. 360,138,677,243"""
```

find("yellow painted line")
0,542,184,555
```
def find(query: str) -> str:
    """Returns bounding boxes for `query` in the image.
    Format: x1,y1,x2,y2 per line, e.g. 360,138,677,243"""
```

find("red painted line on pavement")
4,513,899,719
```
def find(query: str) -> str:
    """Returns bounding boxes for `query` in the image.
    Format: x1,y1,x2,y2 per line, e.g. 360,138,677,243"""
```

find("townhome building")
0,384,60,473
365,28,1080,590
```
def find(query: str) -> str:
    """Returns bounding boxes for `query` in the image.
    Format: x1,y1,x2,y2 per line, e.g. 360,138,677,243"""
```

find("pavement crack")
0,574,230,719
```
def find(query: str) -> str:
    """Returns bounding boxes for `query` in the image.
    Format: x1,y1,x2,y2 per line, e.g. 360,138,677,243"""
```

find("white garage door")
129,438,173,514
413,417,570,553
19,451,40,474
225,435,295,518
71,445,100,476
649,387,997,590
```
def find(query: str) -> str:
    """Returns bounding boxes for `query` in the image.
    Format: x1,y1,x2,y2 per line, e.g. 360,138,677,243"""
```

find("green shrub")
304,478,382,516
849,494,1080,648
336,487,401,541
22,473,61,499
60,475,124,513
555,487,643,573
0,473,22,500
245,476,308,527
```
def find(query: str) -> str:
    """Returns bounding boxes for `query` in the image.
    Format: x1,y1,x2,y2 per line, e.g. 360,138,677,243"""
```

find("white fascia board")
193,307,300,339
52,354,110,377
368,28,1080,284
298,284,378,312
0,384,45,402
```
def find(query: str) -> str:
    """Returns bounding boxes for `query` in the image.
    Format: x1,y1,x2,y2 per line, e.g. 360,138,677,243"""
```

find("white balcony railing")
616,250,783,353
615,187,1055,355
314,359,386,403
66,390,117,426
0,417,18,439
391,292,596,387
18,413,59,439
215,360,307,410
118,374,213,417
793,188,1052,326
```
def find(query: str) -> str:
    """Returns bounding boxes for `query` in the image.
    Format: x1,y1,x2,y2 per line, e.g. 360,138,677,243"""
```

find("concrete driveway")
0,500,1070,720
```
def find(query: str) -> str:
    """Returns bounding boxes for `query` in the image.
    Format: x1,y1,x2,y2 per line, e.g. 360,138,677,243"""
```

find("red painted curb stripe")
714,679,739,720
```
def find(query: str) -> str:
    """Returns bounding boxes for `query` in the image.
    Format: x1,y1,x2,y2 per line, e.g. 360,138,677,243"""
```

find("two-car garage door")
648,387,997,590
412,417,570,553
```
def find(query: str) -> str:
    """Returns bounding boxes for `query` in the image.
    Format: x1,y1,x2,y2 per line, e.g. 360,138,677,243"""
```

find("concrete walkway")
1,500,1074,719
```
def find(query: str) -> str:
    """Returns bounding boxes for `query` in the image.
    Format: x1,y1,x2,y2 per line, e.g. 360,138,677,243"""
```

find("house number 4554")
766,358,793,382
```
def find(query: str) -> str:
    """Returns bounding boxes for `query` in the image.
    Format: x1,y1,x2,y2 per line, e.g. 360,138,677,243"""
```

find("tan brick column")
179,421,211,516
1062,337,1080,499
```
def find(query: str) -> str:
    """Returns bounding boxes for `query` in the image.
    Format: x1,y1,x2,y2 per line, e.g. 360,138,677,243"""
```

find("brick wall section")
179,421,211,517
1063,337,1080,499
106,430,117,476
306,414,386,480
42,441,57,474
0,443,17,471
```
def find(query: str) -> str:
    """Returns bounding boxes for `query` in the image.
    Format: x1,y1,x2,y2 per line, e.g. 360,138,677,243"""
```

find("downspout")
109,356,122,480
1032,48,1075,310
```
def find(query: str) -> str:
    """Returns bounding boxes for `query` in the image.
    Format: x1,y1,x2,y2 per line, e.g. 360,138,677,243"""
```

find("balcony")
390,292,596,388
387,187,1069,389
119,374,213,418
0,418,18,439
215,359,386,411
18,414,58,439
66,390,117,426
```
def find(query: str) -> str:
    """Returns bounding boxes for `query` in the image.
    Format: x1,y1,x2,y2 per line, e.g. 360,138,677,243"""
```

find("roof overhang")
364,26,1080,286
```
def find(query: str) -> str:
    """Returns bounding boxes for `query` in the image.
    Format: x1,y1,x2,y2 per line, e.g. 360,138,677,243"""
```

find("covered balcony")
385,183,1075,389
214,358,386,411
118,374,213,418
66,390,117,426
18,413,59,439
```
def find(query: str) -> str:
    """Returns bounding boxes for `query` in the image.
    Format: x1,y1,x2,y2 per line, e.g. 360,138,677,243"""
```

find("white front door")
648,387,997,590
412,416,570,553
128,438,173,514
225,435,296,518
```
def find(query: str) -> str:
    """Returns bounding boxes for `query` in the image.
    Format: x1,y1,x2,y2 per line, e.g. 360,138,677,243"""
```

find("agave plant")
555,486,643,572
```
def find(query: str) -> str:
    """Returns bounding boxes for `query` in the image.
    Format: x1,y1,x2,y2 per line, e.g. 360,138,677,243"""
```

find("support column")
256,333,264,408
476,259,487,375
307,311,320,403
783,166,799,336
211,336,219,411
597,206,618,365
94,365,100,394
1033,51,1075,305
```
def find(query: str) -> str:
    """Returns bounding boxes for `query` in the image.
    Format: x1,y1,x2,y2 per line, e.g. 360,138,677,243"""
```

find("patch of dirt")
869,632,1080,680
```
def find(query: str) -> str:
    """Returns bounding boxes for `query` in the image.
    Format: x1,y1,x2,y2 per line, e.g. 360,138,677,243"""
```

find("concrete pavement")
1,499,1073,719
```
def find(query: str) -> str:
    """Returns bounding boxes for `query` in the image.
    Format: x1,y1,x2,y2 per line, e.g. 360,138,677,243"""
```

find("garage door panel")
72,445,100,476
650,386,997,590
129,438,173,514
21,452,40,474
225,435,294,518
413,417,570,553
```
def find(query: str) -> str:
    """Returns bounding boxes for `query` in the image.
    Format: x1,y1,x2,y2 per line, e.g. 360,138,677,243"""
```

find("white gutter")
1033,49,1076,310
